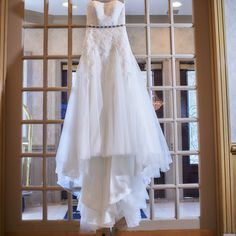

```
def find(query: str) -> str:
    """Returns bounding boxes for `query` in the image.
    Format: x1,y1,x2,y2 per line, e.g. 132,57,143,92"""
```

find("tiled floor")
22,201,200,220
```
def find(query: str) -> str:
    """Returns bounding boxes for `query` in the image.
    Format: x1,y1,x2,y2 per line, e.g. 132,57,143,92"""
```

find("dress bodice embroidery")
86,0,125,26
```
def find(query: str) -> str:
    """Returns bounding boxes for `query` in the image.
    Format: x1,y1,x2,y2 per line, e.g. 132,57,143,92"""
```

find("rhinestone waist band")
86,24,125,28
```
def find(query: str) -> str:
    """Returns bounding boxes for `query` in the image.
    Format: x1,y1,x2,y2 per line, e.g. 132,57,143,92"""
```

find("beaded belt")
86,24,125,28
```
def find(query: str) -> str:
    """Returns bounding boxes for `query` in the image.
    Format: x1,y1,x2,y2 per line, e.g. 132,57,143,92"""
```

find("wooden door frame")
0,0,235,235
0,0,8,236
209,0,236,234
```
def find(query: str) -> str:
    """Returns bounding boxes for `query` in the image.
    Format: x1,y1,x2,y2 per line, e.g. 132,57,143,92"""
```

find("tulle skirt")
55,27,172,231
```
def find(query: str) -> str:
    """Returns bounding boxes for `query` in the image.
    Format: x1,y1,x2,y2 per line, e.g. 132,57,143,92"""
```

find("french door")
5,0,217,234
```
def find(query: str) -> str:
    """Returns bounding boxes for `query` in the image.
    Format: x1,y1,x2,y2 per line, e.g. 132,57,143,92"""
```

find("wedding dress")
55,0,172,231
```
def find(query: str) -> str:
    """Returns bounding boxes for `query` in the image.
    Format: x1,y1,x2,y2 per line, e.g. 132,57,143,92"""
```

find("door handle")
231,144,236,155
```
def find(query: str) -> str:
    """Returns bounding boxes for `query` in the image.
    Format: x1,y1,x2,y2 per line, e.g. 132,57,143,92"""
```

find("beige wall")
24,27,194,56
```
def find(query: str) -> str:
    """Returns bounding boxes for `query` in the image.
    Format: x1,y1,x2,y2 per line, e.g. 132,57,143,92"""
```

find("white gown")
55,0,172,231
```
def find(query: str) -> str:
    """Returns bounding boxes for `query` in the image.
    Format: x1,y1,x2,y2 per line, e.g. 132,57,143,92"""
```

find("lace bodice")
86,0,125,26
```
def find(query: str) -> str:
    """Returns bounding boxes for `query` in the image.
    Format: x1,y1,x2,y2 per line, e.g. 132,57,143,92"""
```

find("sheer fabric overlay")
55,0,172,231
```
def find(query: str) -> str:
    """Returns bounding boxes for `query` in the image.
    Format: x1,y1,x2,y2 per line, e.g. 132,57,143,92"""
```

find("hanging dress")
55,0,173,231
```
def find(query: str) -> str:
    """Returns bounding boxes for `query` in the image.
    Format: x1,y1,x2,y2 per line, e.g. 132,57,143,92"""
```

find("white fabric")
55,0,173,231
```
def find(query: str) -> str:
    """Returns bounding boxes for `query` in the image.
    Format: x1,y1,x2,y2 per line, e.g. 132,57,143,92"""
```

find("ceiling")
24,0,192,15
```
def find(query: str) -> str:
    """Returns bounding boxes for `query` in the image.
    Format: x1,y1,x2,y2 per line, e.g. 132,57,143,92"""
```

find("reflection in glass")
24,0,44,24
22,124,43,153
21,191,43,220
149,0,169,23
22,91,43,120
127,27,146,55
179,188,200,218
47,124,62,153
23,60,43,88
47,91,68,120
48,29,68,55
154,189,176,219
47,191,68,220
151,28,171,55
21,157,43,186
23,29,44,56
177,122,199,151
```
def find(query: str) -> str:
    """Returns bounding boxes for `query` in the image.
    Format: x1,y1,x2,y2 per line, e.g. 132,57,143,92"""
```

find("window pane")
72,61,80,88
48,0,68,25
21,191,43,220
135,58,148,87
21,157,43,186
152,90,173,118
47,190,69,220
72,0,87,25
179,188,200,218
160,122,174,151
149,0,170,23
47,124,62,153
127,27,146,55
151,60,173,86
174,28,195,54
224,0,236,142
177,122,199,151
22,124,43,153
154,189,176,219
150,27,171,55
154,155,175,185
176,90,197,118
125,0,145,23
178,155,199,184
72,28,86,55
72,195,81,221
22,92,43,120
176,60,196,86
48,60,68,87
48,29,68,55
173,0,193,23
47,91,68,120
23,29,44,56
23,60,43,88
141,189,150,219
24,0,44,25
46,157,57,186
